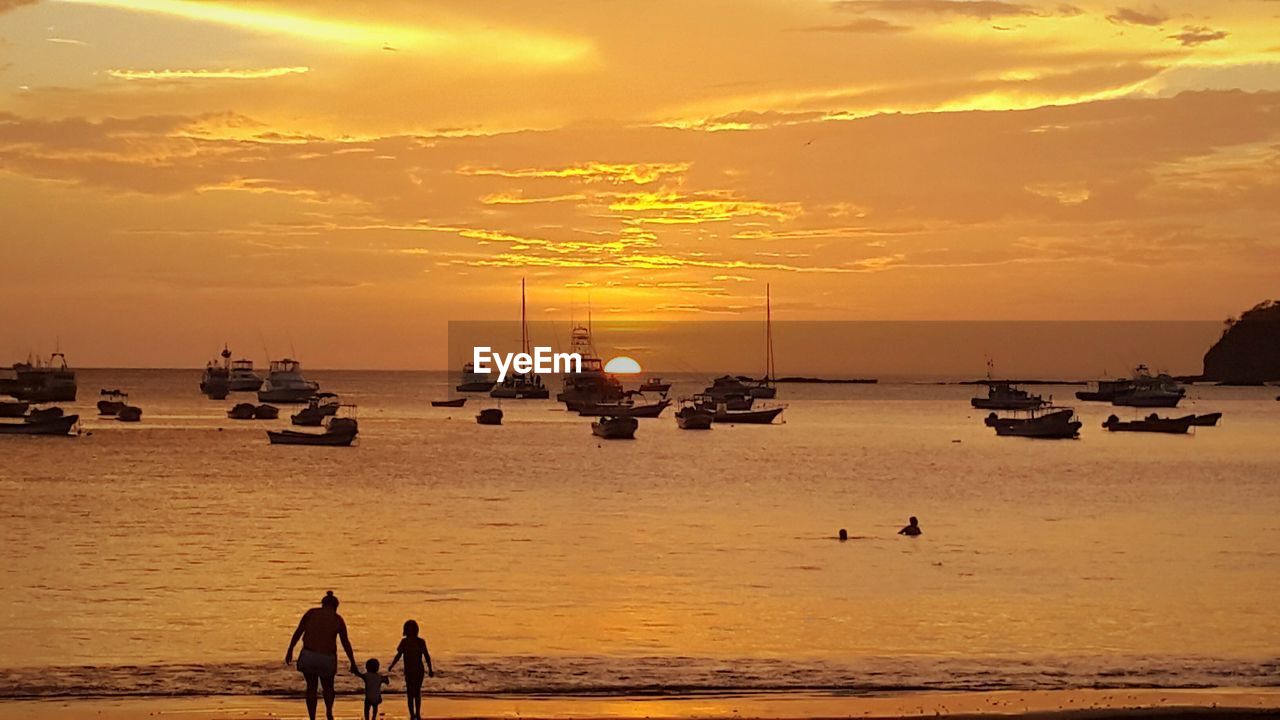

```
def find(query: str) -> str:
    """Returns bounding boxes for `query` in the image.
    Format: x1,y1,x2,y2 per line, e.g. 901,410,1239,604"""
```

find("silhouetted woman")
285,591,359,720
389,619,434,720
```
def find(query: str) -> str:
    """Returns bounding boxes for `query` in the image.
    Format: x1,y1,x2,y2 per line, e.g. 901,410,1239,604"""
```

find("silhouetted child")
389,620,434,720
899,516,922,536
352,658,389,720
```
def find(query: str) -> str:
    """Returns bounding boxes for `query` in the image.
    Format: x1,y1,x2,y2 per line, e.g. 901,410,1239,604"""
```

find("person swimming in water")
898,516,922,536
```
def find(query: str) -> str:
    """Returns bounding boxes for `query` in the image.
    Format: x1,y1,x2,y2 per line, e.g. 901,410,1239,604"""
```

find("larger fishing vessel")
1,353,77,403
556,321,623,411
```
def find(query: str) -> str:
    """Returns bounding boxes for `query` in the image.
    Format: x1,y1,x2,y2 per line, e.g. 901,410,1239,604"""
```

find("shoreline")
2,689,1278,720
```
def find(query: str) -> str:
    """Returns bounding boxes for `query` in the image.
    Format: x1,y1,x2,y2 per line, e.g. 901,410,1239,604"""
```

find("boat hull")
476,409,503,425
1112,394,1183,408
116,406,142,422
971,398,1044,410
257,388,316,404
712,406,784,424
675,409,714,430
0,414,78,436
1103,415,1193,434
592,416,638,439
431,398,467,408
267,430,356,446
0,401,29,418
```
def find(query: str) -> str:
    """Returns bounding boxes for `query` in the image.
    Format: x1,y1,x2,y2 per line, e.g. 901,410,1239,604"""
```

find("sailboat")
746,284,777,398
490,278,550,399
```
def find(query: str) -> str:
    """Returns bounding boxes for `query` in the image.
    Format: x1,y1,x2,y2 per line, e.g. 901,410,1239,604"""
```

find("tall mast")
765,283,774,381
521,277,530,355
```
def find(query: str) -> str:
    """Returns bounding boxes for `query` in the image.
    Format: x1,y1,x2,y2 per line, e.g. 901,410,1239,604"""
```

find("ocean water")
1,369,1278,700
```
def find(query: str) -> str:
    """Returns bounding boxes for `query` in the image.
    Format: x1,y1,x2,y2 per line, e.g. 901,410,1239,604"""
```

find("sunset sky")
1,0,1278,368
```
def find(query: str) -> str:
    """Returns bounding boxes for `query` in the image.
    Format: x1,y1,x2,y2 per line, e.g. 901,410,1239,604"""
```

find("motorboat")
227,403,257,420
674,401,713,430
268,416,358,446
578,394,671,418
25,407,65,423
991,406,1081,439
97,389,128,416
557,323,624,410
476,408,503,425
971,381,1045,410
5,353,77,402
116,405,142,422
639,377,671,394
1075,378,1133,402
1111,365,1185,408
257,359,320,403
592,415,638,439
227,358,263,392
455,362,496,393
693,392,753,412
709,402,785,424
254,404,280,420
290,393,339,425
0,413,78,436
1103,413,1193,434
200,345,232,399
431,398,467,408
0,400,28,418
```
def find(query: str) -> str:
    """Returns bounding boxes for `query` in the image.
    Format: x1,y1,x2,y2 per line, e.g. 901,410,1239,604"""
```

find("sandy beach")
2,689,1279,720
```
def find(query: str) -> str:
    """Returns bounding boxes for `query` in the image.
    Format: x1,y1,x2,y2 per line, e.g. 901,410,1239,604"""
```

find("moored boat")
97,389,128,416
116,405,142,422
227,402,257,420
1187,412,1222,427
971,381,1045,410
0,413,78,436
674,401,714,430
1103,413,1193,434
431,398,467,408
0,400,28,418
6,353,77,403
200,345,232,399
592,415,638,439
710,402,785,424
991,406,1081,439
1076,378,1133,402
228,358,263,392
268,417,358,446
639,377,671,394
1111,365,1185,408
455,363,496,393
257,359,319,403
25,407,65,424
557,323,623,410
578,395,671,418
476,408,503,425
254,404,280,420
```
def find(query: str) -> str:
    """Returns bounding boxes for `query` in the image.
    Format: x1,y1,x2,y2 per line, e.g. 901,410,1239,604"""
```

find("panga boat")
0,413,78,436
290,393,339,425
989,407,1081,439
1103,413,1193,434
674,401,714,430
98,389,129,416
709,402,785,424
268,417,358,446
592,415,638,439
1186,412,1222,427
431,398,467,408
116,405,142,422
257,359,319,403
578,395,671,418
0,400,29,418
476,408,503,425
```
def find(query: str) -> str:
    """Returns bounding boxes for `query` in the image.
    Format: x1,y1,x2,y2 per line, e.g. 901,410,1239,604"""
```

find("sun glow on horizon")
604,356,642,374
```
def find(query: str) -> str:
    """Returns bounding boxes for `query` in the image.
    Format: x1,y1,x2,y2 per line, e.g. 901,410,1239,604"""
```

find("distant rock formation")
1202,300,1280,384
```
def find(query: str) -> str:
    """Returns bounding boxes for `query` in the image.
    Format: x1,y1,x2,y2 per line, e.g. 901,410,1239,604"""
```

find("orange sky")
1,0,1277,368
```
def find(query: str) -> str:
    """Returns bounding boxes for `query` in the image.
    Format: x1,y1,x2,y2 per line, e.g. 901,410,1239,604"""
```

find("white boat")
257,358,320,403
1112,365,1185,408
228,358,264,392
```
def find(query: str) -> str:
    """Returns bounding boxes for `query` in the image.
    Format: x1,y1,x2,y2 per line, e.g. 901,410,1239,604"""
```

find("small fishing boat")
254,404,280,420
674,401,713,430
1075,378,1133,402
25,407,65,424
98,390,129,416
268,417,358,446
639,377,671,394
476,408,503,425
991,407,1081,439
0,413,78,436
227,403,257,420
116,405,143,422
290,394,339,425
693,392,753,412
592,415,638,439
1103,413,1193,434
971,381,1045,410
431,398,467,408
710,403,785,424
578,395,671,418
0,400,29,418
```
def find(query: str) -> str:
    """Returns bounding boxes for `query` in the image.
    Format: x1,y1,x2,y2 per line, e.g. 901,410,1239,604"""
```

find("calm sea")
1,369,1277,700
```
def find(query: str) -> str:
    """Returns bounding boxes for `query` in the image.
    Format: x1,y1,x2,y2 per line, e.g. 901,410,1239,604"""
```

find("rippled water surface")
1,370,1278,698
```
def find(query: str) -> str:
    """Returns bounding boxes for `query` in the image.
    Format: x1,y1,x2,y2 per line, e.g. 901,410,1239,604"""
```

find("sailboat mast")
765,283,775,380
521,277,529,355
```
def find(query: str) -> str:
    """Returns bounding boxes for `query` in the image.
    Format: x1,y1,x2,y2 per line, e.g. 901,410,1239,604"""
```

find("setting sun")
603,356,641,374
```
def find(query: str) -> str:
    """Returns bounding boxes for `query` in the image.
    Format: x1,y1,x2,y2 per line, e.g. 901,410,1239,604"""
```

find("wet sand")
2,689,1278,720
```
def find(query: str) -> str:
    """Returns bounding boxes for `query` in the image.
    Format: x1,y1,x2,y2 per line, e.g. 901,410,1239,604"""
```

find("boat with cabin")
592,415,638,439
4,353,77,403
1,412,78,436
269,416,358,446
989,406,1081,439
97,389,128,416
639,377,671,394
578,394,671,418
476,407,503,425
674,400,714,430
201,346,232,399
1075,378,1133,402
228,358,263,392
1111,365,1185,408
557,322,623,411
257,359,320,403
971,381,1045,410
290,393,339,425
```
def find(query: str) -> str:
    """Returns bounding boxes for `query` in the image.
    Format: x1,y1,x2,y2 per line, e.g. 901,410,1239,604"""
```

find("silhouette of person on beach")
285,591,359,720
352,658,390,720
389,619,434,720
898,516,922,536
